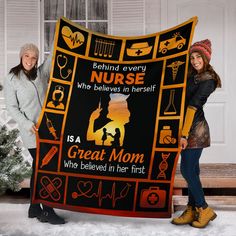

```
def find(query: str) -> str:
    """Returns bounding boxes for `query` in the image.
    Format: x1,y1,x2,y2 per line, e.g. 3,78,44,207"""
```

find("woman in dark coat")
171,39,221,228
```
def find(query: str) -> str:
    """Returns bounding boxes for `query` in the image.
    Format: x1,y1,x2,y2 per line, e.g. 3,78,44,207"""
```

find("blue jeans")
180,148,208,208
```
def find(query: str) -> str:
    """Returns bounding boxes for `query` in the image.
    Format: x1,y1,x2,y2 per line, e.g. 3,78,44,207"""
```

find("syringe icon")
45,113,58,140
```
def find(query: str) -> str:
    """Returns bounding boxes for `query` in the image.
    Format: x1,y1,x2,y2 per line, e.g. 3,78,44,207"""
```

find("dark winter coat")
186,71,217,148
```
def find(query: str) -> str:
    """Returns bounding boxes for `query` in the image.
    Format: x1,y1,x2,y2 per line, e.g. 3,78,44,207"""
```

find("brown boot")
191,207,217,228
171,205,196,225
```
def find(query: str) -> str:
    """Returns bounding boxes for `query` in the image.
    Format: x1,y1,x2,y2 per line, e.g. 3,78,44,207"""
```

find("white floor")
0,203,236,236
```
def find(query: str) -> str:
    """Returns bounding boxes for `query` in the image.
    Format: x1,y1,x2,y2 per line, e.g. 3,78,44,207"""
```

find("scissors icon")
57,54,72,80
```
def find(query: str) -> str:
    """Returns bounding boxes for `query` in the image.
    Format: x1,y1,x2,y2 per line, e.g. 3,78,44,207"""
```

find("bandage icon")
39,176,62,201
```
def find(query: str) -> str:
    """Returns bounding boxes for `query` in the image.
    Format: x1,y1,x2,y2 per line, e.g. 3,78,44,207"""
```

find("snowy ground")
0,203,236,236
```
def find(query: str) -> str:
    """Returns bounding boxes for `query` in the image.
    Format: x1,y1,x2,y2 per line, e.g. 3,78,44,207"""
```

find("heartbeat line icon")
65,33,84,46
72,180,131,208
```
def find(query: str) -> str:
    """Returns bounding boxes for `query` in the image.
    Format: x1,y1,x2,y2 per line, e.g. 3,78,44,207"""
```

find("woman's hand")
180,137,188,150
30,124,38,134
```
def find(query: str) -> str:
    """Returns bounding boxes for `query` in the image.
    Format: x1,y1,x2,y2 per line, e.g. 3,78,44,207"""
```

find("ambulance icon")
159,33,186,54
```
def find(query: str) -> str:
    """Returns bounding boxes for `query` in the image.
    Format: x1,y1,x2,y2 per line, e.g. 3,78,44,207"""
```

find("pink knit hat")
190,39,212,62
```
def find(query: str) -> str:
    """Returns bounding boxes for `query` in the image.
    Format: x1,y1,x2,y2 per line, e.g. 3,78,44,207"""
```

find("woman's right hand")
180,137,188,150
90,108,102,120
30,124,38,134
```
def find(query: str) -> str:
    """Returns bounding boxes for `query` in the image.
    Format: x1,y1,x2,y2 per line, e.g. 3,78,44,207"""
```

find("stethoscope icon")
57,54,72,80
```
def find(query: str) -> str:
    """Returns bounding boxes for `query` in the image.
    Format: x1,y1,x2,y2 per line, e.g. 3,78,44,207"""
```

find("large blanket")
33,16,197,218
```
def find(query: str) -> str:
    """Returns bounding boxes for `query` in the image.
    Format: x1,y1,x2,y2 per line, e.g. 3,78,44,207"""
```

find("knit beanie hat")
19,43,39,60
190,39,212,62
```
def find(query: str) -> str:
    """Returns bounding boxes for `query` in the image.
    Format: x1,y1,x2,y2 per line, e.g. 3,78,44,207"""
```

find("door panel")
163,0,236,163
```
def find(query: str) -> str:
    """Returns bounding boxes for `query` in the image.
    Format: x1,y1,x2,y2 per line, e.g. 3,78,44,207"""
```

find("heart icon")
61,26,85,49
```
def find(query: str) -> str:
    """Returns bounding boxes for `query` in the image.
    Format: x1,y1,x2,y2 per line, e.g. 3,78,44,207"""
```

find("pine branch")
0,125,31,195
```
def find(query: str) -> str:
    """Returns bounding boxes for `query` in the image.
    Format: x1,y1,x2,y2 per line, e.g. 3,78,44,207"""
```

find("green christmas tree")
0,125,31,195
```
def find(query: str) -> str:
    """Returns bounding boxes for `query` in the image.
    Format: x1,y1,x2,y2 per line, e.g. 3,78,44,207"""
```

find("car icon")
159,33,186,54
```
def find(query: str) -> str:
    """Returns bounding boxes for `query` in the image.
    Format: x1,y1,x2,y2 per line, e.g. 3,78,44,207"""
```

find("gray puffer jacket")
4,55,52,148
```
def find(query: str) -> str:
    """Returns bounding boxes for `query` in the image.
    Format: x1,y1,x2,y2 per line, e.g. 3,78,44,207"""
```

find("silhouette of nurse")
47,85,65,110
87,93,130,146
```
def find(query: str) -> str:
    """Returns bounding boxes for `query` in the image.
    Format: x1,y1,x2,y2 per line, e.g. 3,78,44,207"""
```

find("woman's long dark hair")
188,52,222,88
9,60,37,80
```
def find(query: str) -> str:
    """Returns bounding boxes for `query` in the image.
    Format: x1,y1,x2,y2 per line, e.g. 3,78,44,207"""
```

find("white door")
162,0,236,163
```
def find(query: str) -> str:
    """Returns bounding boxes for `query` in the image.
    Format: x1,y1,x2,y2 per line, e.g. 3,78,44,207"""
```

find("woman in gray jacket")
4,43,65,224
